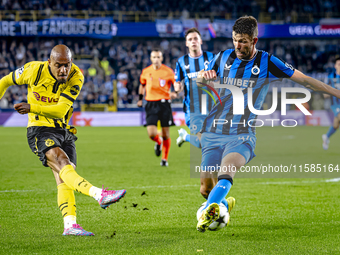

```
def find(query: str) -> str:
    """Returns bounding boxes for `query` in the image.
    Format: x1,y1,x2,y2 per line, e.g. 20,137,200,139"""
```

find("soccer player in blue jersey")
174,28,234,208
175,28,214,149
196,16,340,232
322,57,340,150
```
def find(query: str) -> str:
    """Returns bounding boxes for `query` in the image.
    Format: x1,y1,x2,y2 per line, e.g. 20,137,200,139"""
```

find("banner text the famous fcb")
0,17,116,38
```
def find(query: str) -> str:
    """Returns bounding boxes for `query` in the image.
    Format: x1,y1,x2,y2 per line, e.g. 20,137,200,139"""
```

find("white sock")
64,215,76,229
89,186,102,201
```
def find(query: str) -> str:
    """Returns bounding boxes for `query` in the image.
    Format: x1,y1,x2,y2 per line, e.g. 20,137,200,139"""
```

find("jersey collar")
48,65,58,81
236,49,258,62
188,53,203,59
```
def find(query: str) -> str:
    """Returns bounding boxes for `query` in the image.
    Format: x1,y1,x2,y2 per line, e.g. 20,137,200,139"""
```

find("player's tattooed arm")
196,69,217,87
291,69,340,98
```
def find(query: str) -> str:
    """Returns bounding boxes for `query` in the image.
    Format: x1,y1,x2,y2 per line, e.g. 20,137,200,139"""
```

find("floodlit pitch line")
325,178,340,182
0,189,40,193
1,178,340,193
258,178,340,185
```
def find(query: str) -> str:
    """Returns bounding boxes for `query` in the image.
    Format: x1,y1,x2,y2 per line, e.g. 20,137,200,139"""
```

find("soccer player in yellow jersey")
0,45,126,236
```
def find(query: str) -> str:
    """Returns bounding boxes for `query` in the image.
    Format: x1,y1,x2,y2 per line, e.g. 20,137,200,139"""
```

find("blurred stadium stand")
1,0,340,23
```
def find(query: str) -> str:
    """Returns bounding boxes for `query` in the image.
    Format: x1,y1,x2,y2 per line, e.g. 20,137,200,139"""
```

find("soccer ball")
196,202,229,231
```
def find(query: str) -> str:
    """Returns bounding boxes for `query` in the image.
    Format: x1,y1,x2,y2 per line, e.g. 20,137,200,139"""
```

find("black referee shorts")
145,100,175,127
27,126,77,167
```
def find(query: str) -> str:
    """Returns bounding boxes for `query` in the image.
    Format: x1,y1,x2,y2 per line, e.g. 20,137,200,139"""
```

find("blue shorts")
200,132,256,170
331,105,340,116
185,113,207,135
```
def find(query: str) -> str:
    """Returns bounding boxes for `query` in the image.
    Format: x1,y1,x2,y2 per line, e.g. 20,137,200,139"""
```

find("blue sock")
327,126,337,138
203,179,232,210
186,135,201,148
221,198,229,211
204,197,229,210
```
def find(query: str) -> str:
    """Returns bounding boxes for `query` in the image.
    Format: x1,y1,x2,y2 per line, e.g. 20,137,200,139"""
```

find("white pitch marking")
325,178,340,182
1,178,340,193
259,177,340,185
0,189,38,193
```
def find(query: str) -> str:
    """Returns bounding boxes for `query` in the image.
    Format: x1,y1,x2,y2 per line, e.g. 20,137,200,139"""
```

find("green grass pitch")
1,126,340,254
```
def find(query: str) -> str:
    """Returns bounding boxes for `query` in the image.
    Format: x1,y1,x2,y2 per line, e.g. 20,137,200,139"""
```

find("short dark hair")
151,48,162,53
233,16,258,39
335,57,340,63
185,28,201,40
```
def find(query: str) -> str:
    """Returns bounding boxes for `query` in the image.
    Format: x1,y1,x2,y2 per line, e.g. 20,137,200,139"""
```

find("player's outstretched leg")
63,224,94,236
176,128,201,148
323,122,339,150
48,148,126,210
196,203,220,233
176,128,187,147
98,186,127,209
59,165,126,209
322,134,330,150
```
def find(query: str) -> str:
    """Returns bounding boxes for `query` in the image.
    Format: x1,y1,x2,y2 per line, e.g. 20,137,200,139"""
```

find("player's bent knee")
200,186,212,199
217,174,234,185
45,147,71,170
200,179,214,198
163,135,170,140
149,134,157,140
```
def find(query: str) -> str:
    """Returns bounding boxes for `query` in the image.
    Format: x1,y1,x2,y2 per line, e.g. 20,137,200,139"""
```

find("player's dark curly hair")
233,16,258,39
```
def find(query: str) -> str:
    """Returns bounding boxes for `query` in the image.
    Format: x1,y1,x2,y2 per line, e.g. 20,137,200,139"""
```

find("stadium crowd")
2,0,340,22
2,0,255,18
266,0,340,22
0,37,339,109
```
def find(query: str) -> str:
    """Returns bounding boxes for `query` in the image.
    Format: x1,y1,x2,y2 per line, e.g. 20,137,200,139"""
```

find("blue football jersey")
326,72,340,106
175,52,214,116
202,49,295,135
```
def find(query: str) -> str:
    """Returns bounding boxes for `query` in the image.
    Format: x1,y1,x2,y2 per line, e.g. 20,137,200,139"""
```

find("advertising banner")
1,19,340,39
155,19,183,38
0,17,115,38
0,111,334,127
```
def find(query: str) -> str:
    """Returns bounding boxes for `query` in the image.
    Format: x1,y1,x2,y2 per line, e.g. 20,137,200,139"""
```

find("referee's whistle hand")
14,103,31,114
137,100,143,107
170,92,177,99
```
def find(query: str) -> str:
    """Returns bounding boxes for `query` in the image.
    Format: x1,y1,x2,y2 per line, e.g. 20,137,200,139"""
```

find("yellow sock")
59,165,93,196
57,183,76,218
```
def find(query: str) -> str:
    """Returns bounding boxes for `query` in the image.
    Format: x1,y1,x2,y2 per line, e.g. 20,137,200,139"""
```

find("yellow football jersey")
0,61,83,128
